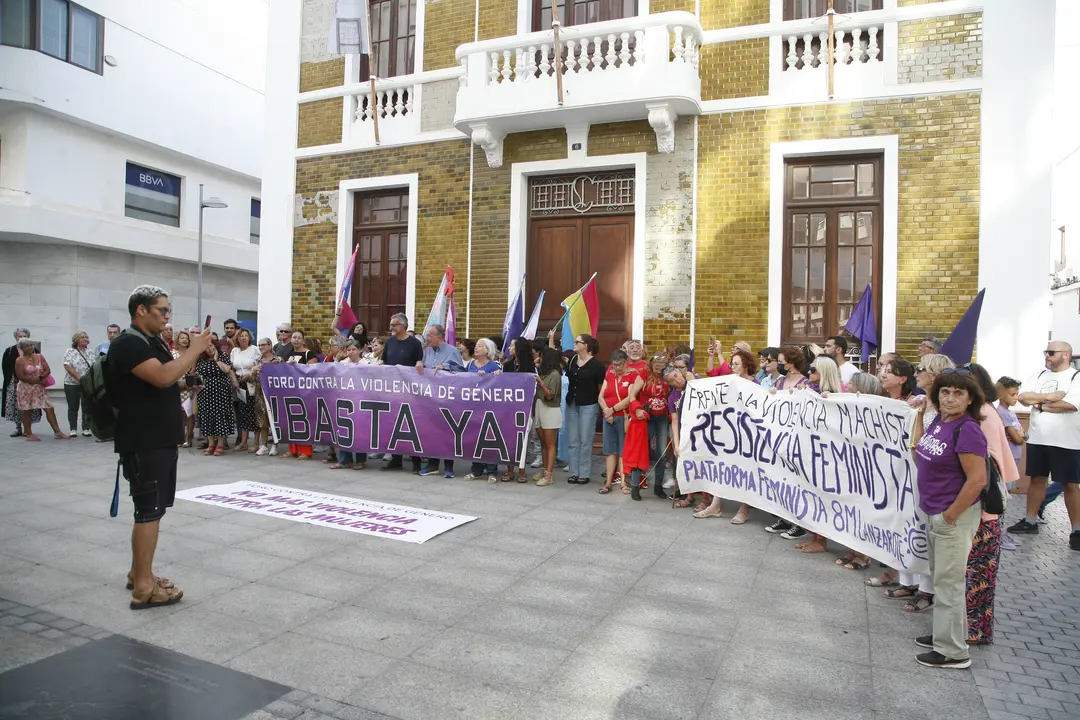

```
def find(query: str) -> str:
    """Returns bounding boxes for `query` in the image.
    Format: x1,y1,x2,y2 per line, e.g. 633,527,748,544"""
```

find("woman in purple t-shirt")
910,370,988,670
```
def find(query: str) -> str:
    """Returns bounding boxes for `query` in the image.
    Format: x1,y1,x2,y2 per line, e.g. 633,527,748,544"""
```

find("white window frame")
516,0,651,36
768,135,899,351
506,153,647,341
336,173,419,327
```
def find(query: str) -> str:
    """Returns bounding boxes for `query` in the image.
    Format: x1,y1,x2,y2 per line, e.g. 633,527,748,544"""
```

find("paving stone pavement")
1,406,1079,720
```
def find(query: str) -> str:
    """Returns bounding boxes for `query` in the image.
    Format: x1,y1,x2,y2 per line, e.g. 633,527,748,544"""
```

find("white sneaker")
663,477,675,489
255,445,268,456
529,457,543,468
268,444,278,456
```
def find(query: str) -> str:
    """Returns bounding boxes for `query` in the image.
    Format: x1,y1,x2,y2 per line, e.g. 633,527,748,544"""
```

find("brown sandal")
125,574,173,591
130,582,184,610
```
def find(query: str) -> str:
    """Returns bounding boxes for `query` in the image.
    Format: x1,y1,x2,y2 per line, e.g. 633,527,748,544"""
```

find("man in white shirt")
823,336,860,384
1008,341,1080,550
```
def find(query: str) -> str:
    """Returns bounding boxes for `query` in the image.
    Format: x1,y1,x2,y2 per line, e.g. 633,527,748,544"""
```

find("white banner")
677,376,929,574
175,482,476,544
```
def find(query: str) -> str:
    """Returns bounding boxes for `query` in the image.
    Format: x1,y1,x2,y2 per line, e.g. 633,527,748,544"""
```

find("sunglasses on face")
1045,350,1062,356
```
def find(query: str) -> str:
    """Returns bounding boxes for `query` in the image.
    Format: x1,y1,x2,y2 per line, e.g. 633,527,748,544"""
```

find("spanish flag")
561,273,599,350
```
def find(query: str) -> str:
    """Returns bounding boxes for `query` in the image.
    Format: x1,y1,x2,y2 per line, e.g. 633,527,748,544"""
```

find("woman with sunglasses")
791,355,845,553
764,346,811,538
565,334,605,485
759,348,782,389
251,337,280,455
910,370,988,669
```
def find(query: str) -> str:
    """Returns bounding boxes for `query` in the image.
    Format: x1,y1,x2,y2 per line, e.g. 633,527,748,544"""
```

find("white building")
0,0,266,364
1050,0,1080,354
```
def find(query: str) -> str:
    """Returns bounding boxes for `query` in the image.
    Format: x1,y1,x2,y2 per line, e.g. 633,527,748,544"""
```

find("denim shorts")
602,417,625,455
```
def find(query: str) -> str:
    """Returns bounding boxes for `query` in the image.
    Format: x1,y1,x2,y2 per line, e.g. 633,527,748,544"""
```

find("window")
532,0,637,31
125,163,181,227
352,189,410,335
783,0,882,19
1,0,103,72
250,198,261,245
360,0,416,80
236,310,258,336
0,0,33,48
783,155,882,345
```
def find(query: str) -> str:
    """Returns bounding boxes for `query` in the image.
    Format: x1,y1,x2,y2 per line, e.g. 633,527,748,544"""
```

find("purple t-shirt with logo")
913,416,988,515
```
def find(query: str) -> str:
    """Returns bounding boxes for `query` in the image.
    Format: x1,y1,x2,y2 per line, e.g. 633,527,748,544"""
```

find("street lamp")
197,183,228,322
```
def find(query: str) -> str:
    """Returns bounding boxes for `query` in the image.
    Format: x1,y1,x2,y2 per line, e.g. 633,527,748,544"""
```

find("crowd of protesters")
6,300,1080,671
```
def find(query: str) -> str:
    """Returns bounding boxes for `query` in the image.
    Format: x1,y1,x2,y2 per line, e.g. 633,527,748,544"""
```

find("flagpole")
826,0,835,100
552,20,564,106
550,272,597,333
366,4,381,145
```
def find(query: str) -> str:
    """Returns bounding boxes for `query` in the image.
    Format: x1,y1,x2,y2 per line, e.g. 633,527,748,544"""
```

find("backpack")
950,417,1008,515
79,328,150,441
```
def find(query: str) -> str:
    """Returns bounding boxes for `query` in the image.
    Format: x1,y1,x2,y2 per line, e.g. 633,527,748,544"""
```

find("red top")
602,369,638,416
627,359,647,380
707,362,733,377
640,376,670,416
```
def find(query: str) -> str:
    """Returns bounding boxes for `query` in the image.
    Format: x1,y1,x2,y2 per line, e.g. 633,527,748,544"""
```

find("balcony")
454,11,703,167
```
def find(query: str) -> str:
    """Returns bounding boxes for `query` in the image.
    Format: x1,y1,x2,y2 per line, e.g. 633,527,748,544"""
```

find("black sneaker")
781,526,807,540
916,651,970,669
765,519,792,534
1070,531,1080,551
381,461,404,471
654,487,668,500
631,486,641,501
915,635,933,649
1007,519,1040,535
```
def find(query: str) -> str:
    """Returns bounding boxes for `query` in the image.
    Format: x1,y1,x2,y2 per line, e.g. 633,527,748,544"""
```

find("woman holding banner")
696,349,759,524
911,370,987,669
565,334,605,486
500,338,535,483
252,337,279,456
464,339,502,483
280,330,318,459
765,346,811,537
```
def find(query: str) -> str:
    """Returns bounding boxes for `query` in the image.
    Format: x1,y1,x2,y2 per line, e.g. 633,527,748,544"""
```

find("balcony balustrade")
454,12,703,167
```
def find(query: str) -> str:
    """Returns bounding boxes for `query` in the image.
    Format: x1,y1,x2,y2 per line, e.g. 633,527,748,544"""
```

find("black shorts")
1026,444,1080,484
120,449,178,523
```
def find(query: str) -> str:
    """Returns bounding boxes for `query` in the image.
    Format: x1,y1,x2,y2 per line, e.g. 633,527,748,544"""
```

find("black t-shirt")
287,350,317,364
382,335,423,367
273,342,293,361
107,328,182,454
566,356,605,406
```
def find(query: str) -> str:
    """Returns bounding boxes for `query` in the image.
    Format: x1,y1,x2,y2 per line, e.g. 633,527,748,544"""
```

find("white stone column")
977,0,1056,378
256,0,302,341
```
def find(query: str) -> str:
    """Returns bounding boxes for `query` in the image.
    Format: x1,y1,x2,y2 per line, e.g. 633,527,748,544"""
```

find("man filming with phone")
107,285,212,609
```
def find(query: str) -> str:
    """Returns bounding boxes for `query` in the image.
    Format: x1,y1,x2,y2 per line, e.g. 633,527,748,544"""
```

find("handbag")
950,419,1007,515
36,354,55,388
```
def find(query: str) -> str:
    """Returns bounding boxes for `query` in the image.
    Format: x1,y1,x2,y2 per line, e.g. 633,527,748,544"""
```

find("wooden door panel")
584,217,633,357
527,219,581,335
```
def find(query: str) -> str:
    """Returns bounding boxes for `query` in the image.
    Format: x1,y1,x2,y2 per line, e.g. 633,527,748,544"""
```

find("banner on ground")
175,481,476,544
677,376,929,574
260,363,537,463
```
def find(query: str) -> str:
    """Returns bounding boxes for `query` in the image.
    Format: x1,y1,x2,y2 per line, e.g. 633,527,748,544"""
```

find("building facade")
263,0,1056,379
0,0,266,359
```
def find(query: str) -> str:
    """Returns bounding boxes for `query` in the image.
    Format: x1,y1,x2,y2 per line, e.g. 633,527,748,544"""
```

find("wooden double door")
526,215,634,358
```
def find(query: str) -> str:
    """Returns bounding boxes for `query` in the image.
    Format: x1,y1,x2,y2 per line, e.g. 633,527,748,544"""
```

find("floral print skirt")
966,517,1001,645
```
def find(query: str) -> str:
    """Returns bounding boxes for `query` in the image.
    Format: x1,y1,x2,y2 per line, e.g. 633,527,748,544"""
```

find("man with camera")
108,285,212,609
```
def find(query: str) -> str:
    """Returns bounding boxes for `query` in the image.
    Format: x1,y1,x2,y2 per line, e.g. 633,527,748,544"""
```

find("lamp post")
197,183,228,322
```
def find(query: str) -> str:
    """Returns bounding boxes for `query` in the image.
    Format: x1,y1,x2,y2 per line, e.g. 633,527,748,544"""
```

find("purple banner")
260,363,537,462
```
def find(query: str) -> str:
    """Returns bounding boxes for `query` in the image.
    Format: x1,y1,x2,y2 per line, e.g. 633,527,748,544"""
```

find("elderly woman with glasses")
3,328,40,436
62,330,94,436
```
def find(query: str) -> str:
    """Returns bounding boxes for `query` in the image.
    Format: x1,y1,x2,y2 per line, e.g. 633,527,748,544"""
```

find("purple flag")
939,288,984,365
844,284,878,362
260,363,536,462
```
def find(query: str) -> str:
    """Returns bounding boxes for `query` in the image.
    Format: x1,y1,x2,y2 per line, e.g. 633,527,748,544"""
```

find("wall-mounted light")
104,55,118,67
